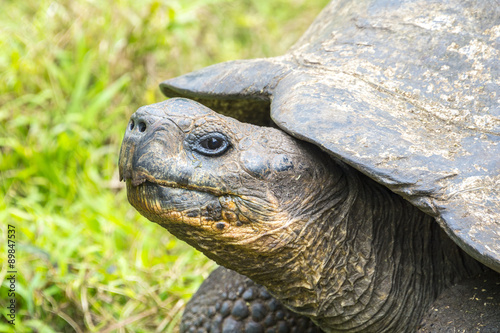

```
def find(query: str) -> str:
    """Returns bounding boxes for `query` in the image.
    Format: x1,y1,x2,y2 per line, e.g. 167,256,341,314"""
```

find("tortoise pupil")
204,137,222,150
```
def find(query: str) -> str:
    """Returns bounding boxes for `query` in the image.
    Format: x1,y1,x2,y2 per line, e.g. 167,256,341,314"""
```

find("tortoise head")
119,98,342,276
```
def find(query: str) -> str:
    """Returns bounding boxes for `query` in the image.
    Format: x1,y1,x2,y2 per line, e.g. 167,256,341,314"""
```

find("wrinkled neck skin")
220,157,482,332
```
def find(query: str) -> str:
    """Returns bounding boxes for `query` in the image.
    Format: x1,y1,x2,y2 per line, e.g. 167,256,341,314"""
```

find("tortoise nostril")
138,121,147,132
129,120,135,130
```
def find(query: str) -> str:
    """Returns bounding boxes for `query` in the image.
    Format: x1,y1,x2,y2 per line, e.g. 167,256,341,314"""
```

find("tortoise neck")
250,162,484,332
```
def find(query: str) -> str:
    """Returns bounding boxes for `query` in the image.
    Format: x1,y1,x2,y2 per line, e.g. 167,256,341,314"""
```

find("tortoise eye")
194,133,230,156
201,137,223,150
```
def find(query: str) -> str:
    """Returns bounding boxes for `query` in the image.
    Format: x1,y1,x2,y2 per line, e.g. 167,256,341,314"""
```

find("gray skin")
119,98,490,332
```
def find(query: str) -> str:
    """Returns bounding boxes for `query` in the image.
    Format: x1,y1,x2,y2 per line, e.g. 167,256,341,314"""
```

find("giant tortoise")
119,0,500,331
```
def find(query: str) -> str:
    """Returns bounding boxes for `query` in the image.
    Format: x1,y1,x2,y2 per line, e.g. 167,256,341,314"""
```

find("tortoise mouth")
124,169,226,197
125,179,224,226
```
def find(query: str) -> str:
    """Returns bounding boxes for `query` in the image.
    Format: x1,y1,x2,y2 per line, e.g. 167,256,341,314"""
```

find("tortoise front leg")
181,266,323,333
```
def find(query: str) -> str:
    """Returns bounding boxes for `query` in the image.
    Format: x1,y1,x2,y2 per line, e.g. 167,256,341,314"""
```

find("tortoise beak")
118,107,162,184
118,134,134,183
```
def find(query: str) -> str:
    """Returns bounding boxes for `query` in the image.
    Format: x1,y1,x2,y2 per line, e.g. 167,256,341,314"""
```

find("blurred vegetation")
0,0,329,332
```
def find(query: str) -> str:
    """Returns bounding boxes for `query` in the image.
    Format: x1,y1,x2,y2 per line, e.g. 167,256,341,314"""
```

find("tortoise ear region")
271,155,294,173
241,150,272,179
241,151,294,179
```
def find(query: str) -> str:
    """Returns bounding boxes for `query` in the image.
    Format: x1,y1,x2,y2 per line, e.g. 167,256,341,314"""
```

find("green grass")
0,0,329,331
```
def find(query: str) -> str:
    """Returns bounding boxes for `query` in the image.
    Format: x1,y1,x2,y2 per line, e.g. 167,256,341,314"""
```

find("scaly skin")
119,98,484,332
181,266,324,332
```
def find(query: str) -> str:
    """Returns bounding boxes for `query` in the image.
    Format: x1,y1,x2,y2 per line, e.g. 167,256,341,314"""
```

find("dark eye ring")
194,133,230,156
